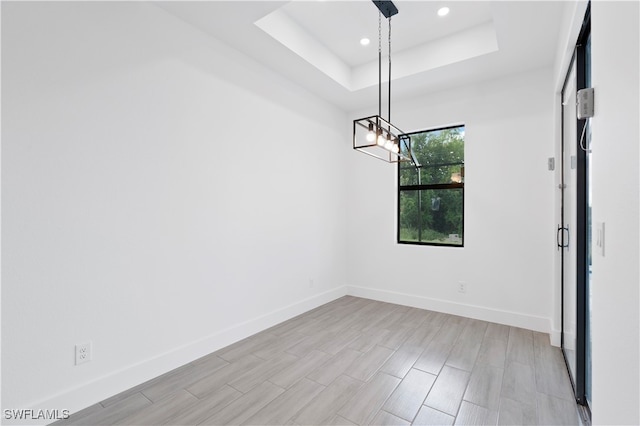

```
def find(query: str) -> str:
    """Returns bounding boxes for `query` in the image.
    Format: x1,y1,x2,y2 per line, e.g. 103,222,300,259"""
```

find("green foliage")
399,126,464,245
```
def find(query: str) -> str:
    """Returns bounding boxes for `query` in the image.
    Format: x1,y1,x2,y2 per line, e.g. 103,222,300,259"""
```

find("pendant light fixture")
353,1,415,164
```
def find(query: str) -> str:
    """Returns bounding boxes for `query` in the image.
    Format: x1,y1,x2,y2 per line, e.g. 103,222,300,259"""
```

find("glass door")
560,5,590,411
561,61,578,386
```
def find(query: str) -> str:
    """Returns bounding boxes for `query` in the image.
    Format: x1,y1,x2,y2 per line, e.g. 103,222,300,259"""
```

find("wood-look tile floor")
55,296,581,425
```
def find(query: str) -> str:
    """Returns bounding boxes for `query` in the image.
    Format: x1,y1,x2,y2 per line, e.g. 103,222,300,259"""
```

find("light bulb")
377,134,386,146
384,134,394,151
366,123,375,142
392,144,400,154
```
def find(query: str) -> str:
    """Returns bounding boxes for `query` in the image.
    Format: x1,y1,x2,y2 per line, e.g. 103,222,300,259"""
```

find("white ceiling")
155,1,569,112
276,1,495,68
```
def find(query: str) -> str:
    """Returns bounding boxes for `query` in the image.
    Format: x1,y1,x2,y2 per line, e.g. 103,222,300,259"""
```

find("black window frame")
397,124,465,247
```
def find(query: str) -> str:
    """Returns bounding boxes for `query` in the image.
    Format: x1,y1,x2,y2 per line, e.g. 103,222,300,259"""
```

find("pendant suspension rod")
388,16,392,124
378,11,382,119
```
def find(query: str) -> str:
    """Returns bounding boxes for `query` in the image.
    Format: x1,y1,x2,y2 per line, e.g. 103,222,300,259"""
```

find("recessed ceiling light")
437,7,450,17
360,38,370,46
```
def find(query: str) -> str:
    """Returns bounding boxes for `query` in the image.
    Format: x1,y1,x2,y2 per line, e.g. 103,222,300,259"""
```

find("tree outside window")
398,125,464,246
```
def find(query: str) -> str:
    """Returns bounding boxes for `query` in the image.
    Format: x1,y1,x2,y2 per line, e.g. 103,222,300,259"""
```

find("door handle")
557,225,570,250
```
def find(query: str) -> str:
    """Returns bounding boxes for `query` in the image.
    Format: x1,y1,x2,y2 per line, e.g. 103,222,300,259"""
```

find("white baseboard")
27,286,348,420
346,285,552,335
550,328,562,347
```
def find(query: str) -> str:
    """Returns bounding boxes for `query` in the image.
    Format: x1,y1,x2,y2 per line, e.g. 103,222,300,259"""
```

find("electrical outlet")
75,341,92,365
458,282,467,294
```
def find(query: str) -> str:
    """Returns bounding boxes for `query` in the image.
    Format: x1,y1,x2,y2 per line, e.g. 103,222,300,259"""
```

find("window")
398,125,465,246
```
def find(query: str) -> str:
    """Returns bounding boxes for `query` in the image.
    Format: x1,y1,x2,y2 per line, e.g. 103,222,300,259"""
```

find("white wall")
590,2,640,424
346,68,556,334
4,2,638,423
1,2,348,413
